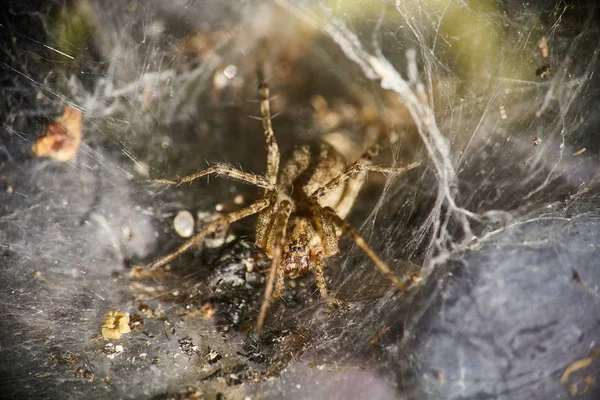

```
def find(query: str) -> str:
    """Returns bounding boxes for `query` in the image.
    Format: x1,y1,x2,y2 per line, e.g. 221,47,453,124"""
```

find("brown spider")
145,56,421,331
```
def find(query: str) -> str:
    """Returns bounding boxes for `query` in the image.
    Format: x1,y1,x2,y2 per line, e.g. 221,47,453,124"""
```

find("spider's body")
256,141,363,279
146,57,420,330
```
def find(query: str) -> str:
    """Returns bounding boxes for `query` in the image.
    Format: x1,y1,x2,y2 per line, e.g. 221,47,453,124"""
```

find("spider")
145,56,421,331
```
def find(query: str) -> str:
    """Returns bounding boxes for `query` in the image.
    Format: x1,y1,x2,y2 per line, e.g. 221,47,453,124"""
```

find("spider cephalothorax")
145,48,421,331
282,221,318,278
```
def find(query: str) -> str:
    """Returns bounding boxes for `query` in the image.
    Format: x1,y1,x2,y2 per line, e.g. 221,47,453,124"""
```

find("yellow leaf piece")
561,347,600,386
101,310,131,340
32,105,82,162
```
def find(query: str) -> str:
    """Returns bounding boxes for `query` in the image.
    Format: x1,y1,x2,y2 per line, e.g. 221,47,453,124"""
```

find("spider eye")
289,243,304,253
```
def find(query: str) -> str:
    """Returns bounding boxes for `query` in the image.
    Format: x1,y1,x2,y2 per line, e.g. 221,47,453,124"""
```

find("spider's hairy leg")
323,207,417,292
310,144,421,201
309,199,339,256
256,43,280,186
311,257,328,298
332,168,367,219
143,199,269,270
256,199,293,332
360,163,421,174
272,261,286,299
153,163,273,190
255,192,278,250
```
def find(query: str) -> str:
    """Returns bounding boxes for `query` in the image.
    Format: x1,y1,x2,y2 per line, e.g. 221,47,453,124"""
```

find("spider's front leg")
323,206,421,292
256,200,293,332
256,45,280,186
310,144,421,202
153,163,272,189
311,257,329,299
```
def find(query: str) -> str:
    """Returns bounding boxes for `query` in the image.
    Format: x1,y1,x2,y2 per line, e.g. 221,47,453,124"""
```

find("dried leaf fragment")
101,310,131,340
560,346,600,385
538,36,549,58
32,105,82,161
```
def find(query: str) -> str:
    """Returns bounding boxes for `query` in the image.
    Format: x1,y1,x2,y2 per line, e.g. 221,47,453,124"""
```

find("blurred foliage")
50,0,95,62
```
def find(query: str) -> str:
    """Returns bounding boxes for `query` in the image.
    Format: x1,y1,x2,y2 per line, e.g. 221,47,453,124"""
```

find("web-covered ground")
1,1,599,399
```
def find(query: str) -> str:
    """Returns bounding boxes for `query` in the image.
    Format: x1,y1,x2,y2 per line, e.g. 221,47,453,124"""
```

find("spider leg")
143,199,269,270
153,163,273,190
323,206,418,292
255,193,278,250
332,168,367,219
310,144,420,201
256,199,292,332
361,164,421,174
272,263,286,299
312,256,328,298
309,199,339,256
257,44,280,186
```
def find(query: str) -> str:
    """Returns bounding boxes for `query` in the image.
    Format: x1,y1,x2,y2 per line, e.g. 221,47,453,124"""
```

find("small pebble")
174,210,194,237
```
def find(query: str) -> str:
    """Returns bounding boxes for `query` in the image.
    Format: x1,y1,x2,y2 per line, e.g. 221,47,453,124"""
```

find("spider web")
1,0,599,399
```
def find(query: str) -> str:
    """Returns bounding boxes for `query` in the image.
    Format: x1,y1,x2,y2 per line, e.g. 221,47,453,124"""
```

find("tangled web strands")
314,6,475,274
